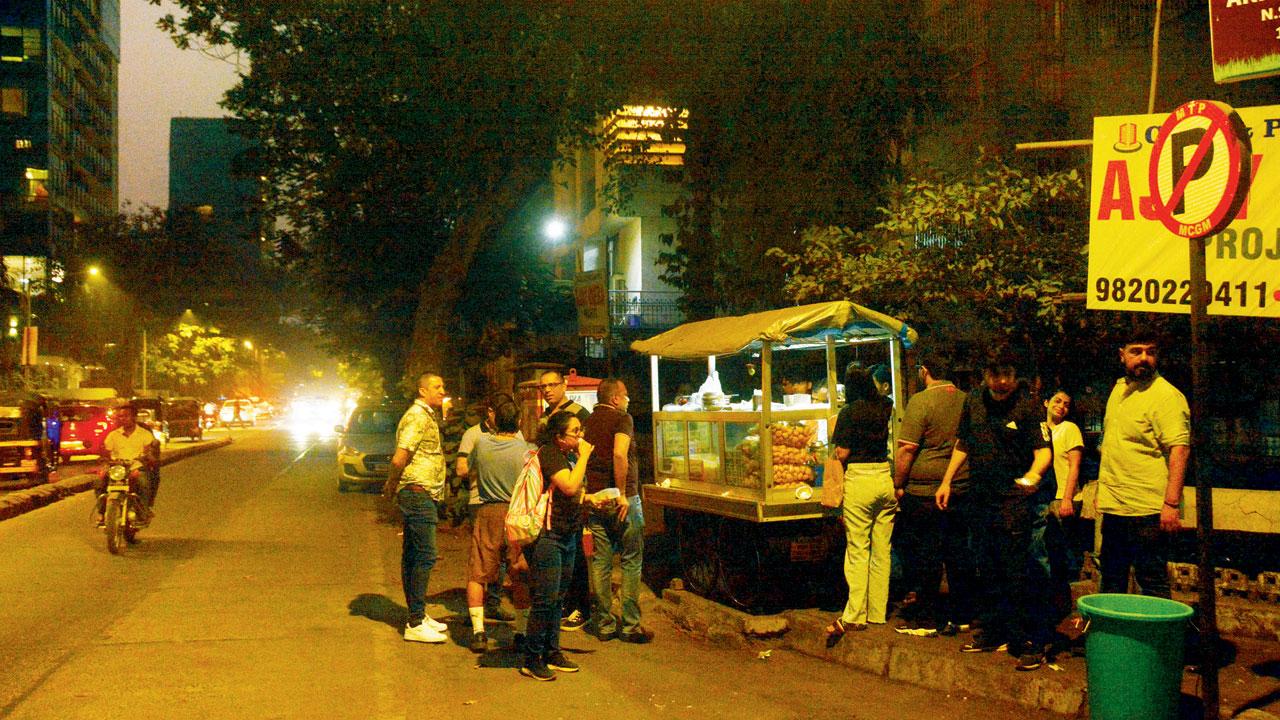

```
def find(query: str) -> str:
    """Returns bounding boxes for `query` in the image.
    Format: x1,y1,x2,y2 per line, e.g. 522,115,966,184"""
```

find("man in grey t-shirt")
892,352,973,635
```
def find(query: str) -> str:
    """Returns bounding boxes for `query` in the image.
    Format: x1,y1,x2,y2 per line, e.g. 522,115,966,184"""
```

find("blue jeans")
523,529,577,659
1100,513,1171,598
398,488,439,627
587,495,645,634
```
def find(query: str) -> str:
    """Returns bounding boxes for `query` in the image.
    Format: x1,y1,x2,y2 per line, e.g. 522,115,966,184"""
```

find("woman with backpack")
520,411,594,681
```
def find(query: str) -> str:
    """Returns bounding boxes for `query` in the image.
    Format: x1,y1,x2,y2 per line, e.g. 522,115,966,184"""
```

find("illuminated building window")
24,168,48,202
14,138,32,150
195,205,214,218
1,87,28,116
0,27,41,62
603,106,688,166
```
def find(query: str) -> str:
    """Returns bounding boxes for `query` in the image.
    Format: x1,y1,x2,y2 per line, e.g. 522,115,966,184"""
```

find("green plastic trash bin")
1077,593,1194,720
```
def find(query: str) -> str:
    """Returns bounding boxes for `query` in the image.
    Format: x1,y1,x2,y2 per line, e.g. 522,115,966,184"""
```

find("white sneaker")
404,622,447,643
423,615,448,632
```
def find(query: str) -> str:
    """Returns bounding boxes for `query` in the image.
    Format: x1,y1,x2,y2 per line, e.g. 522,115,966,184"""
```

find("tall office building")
0,0,119,267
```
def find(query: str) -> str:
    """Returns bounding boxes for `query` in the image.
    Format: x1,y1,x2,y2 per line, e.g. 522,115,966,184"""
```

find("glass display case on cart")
633,301,917,608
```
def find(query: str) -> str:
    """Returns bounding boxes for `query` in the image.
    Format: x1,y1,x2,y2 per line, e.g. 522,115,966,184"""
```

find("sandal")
826,617,866,647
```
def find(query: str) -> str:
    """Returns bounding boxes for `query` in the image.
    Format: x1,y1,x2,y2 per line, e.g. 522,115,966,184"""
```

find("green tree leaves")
768,156,1088,375
145,321,239,397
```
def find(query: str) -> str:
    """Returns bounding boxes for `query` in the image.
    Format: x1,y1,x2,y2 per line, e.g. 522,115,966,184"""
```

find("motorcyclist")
94,403,161,525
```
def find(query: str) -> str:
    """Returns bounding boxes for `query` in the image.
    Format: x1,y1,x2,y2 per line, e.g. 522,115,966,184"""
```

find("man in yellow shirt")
1096,333,1190,598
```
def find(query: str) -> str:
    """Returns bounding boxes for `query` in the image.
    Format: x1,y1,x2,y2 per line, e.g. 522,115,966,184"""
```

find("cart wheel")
677,512,719,598
718,519,765,611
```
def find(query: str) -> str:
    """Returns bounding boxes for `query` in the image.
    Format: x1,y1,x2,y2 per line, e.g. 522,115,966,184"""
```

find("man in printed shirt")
384,372,450,643
1097,331,1190,598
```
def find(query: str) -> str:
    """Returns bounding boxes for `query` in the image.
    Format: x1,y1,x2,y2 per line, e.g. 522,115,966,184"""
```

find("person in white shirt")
98,403,161,521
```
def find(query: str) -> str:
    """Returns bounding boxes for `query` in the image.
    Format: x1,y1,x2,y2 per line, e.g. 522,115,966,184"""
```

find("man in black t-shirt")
582,378,653,644
936,348,1055,671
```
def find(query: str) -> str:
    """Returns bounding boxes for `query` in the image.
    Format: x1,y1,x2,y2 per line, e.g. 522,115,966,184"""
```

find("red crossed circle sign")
1148,100,1251,239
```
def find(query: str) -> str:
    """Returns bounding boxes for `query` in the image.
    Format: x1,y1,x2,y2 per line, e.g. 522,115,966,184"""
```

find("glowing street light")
542,216,568,243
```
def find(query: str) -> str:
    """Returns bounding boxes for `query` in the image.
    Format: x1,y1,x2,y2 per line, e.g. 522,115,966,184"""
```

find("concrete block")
742,615,789,638
887,643,958,692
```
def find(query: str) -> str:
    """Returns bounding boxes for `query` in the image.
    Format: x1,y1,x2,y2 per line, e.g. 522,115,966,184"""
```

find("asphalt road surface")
0,426,1053,719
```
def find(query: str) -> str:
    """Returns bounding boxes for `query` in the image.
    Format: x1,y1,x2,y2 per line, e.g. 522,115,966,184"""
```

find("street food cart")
632,301,917,608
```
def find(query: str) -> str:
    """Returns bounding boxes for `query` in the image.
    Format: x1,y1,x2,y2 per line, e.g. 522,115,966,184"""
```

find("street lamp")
542,216,568,244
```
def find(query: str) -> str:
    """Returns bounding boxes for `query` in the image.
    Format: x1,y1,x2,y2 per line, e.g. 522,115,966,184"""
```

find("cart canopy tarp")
630,301,917,360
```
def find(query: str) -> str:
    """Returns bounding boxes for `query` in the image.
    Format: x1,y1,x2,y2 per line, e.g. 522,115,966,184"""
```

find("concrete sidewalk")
0,436,232,522
648,576,1280,718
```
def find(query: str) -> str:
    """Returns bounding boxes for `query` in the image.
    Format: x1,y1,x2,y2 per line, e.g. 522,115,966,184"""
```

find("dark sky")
118,0,241,210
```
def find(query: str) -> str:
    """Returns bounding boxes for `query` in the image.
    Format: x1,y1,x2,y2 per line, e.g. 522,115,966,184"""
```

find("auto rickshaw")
0,393,58,489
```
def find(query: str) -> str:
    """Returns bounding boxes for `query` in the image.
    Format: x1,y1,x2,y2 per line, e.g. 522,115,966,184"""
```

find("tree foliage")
152,0,621,387
768,156,1091,378
145,321,240,397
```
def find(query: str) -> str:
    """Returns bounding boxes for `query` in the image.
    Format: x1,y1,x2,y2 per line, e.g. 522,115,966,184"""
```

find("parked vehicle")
131,396,169,445
0,393,58,489
335,403,404,492
201,401,219,429
219,399,256,427
99,458,144,554
164,397,204,441
58,401,121,461
252,398,274,420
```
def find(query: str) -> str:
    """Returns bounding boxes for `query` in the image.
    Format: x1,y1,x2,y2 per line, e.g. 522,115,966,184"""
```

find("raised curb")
655,588,1280,720
0,438,233,523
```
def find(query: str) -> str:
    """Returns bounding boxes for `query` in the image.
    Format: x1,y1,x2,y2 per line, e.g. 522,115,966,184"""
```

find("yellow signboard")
1089,105,1278,317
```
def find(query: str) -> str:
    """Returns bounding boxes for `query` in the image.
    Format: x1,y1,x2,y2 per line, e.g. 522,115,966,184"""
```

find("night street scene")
4,1,1280,718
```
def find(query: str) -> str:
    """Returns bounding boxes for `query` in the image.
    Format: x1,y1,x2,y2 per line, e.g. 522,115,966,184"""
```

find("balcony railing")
609,290,683,330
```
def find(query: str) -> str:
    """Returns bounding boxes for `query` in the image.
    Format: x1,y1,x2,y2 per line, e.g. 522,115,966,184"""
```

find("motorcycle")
100,459,146,554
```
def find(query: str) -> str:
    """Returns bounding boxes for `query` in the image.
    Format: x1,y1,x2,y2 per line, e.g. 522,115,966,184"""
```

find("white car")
219,399,257,427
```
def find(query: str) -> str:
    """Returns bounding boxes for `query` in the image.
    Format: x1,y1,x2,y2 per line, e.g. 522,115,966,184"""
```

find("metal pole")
1148,0,1163,114
141,327,148,393
20,282,31,383
1188,235,1218,720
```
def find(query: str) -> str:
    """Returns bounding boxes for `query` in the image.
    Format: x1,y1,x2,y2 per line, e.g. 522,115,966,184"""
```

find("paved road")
0,427,1049,719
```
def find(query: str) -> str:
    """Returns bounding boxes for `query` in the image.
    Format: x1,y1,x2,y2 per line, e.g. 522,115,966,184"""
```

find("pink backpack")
505,449,551,547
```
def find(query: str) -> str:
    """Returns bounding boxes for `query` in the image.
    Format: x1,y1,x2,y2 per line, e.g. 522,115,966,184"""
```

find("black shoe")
619,627,654,644
486,605,516,623
1016,650,1046,671
560,610,587,632
961,634,1008,653
596,627,618,642
512,633,526,653
469,631,488,654
545,651,580,673
519,656,556,681
938,622,959,637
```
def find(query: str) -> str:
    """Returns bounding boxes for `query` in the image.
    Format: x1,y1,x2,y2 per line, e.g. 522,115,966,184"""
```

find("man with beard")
1096,331,1190,598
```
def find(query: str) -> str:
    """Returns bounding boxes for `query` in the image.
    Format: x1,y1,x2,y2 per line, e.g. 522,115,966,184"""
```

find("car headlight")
337,446,359,458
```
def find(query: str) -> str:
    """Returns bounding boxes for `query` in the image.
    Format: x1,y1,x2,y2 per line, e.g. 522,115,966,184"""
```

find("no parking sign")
1147,100,1250,239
